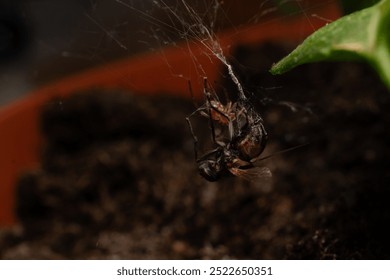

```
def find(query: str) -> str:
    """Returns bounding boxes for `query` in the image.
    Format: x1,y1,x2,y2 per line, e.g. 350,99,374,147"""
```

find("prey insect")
186,78,271,182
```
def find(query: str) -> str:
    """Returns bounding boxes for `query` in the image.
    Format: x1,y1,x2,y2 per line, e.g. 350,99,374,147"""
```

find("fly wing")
229,166,272,182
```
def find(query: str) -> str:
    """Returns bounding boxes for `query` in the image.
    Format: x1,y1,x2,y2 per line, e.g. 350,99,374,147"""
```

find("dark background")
0,0,338,105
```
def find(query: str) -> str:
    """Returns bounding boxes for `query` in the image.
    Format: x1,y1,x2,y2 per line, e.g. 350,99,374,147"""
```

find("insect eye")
198,160,220,182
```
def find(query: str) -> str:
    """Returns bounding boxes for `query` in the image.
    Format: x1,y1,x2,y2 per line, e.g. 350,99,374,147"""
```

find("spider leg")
198,146,221,162
185,116,199,161
203,78,218,145
188,79,200,108
203,78,239,143
186,78,226,160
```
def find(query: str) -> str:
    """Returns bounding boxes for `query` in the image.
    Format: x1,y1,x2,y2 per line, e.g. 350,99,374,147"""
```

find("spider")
186,78,271,182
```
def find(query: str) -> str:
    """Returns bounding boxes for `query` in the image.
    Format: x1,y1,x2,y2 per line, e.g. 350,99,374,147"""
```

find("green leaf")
270,0,390,90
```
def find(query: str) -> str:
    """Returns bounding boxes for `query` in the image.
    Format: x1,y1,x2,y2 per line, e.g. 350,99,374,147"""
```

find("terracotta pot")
0,3,340,226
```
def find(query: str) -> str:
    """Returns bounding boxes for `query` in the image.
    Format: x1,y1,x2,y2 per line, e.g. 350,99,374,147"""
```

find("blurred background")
0,0,155,105
0,0,342,106
3,0,390,260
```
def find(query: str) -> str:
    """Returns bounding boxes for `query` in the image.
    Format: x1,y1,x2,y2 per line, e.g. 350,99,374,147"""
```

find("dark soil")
1,42,390,259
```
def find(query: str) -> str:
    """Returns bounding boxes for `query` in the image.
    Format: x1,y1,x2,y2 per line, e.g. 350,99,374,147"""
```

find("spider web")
79,0,337,101
4,0,338,106
131,0,248,99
